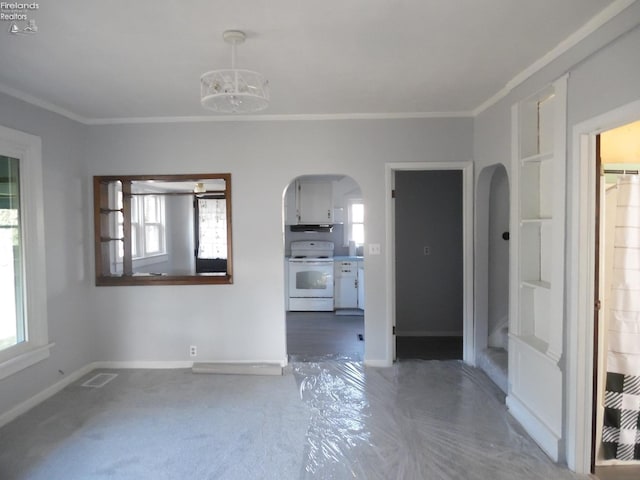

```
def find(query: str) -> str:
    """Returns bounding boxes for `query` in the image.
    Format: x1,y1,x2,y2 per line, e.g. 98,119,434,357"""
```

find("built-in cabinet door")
297,181,333,223
335,276,358,308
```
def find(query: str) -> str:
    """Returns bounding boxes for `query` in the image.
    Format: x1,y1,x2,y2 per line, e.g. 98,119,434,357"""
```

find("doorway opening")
386,162,474,364
283,174,365,361
476,164,510,392
568,99,640,475
591,120,640,479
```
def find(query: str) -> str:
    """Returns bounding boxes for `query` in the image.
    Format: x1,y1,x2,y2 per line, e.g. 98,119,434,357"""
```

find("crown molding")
0,81,472,123
0,82,90,124
472,0,638,116
84,111,473,125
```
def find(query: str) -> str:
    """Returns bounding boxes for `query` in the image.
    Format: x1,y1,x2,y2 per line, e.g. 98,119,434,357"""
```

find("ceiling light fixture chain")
200,30,269,114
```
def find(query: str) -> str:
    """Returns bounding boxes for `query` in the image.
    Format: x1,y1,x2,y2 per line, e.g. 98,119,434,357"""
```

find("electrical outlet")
423,246,430,256
189,345,197,357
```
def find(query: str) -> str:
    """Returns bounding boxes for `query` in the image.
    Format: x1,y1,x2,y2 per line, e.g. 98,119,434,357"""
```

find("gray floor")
0,360,594,480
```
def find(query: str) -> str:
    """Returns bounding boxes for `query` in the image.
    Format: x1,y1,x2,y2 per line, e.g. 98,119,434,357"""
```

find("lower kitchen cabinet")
334,261,358,309
357,262,364,310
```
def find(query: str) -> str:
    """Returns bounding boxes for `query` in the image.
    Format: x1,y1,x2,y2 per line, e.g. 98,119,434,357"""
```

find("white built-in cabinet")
296,179,333,224
508,75,567,461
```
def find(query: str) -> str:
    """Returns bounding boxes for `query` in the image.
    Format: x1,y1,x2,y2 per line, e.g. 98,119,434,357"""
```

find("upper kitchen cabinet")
284,175,361,226
297,179,333,224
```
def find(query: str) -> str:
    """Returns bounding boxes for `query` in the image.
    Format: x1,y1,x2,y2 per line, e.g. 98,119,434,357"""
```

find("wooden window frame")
93,173,233,286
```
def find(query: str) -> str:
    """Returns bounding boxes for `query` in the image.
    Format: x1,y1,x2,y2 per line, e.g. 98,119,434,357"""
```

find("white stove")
288,241,335,311
289,240,334,261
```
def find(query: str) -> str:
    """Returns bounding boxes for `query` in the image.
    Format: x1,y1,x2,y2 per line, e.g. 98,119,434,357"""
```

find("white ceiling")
0,0,620,122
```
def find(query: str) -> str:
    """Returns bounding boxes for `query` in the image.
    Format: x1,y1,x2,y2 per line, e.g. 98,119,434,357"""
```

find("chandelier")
200,30,269,114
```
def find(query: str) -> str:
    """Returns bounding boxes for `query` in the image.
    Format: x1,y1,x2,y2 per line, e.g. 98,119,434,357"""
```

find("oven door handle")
289,260,332,267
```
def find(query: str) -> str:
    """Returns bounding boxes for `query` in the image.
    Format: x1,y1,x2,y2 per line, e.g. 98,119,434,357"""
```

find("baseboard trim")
396,331,463,337
192,362,282,376
0,362,98,429
95,361,194,369
364,359,392,367
506,393,561,461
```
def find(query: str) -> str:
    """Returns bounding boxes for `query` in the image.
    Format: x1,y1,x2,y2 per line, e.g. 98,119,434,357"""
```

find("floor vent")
81,373,118,388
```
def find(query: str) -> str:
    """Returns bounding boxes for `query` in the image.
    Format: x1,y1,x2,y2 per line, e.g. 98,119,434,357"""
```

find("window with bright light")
113,184,166,262
0,126,49,380
349,200,364,245
196,198,227,260
0,156,24,353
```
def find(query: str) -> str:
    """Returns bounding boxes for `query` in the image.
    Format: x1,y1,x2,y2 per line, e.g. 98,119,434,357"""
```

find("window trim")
0,125,51,381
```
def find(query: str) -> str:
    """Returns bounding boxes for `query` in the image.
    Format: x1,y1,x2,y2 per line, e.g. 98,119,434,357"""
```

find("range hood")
289,224,334,233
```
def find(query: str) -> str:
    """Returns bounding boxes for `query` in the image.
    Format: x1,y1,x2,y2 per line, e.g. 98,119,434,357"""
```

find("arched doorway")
282,174,365,361
476,164,510,392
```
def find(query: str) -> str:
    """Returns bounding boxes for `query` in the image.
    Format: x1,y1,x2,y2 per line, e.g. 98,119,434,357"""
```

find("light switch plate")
369,243,381,255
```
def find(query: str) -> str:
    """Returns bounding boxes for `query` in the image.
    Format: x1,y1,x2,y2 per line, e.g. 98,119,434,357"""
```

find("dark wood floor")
396,336,463,360
286,311,364,360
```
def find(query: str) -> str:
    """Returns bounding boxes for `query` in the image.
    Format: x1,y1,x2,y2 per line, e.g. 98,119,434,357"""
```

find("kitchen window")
348,199,364,245
0,126,50,380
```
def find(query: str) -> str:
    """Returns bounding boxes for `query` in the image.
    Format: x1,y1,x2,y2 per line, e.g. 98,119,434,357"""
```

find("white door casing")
567,99,640,473
385,162,474,365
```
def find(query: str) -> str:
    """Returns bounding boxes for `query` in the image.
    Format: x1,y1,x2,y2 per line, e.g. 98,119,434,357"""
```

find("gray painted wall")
0,94,93,417
395,170,463,335
85,118,473,366
1,4,638,429
0,105,471,417
472,9,640,469
473,16,640,350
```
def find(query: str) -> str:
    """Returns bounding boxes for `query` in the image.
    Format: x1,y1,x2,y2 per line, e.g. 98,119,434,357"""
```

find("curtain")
197,198,227,260
602,174,640,460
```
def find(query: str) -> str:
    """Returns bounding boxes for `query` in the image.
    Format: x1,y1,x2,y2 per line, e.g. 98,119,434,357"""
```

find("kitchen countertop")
284,256,364,261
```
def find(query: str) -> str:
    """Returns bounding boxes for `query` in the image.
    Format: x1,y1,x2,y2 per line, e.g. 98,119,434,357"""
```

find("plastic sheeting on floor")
0,360,590,479
291,356,588,480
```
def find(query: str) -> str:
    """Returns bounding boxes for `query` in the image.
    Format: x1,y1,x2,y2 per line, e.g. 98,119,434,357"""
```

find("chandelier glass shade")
200,31,269,114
